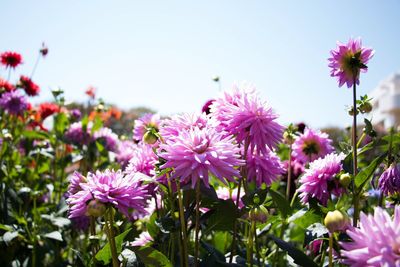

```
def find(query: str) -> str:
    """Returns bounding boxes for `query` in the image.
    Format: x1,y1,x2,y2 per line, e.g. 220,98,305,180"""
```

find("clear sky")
1,1,400,128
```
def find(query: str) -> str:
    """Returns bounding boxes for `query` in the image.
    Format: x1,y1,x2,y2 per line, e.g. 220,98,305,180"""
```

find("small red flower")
38,102,59,120
18,76,40,96
1,51,23,69
0,78,15,92
85,86,96,99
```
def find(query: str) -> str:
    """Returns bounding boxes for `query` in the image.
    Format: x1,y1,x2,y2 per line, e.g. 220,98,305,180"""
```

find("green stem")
176,181,189,267
90,216,98,265
247,220,255,266
286,145,293,200
328,233,333,267
194,180,201,267
105,209,119,267
352,77,359,227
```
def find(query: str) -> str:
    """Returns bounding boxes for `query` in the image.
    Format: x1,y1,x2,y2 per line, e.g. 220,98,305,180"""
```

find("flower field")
0,38,399,267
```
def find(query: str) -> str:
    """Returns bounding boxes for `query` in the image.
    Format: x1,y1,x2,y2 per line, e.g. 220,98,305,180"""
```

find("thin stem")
176,181,189,267
328,233,333,267
290,191,299,208
166,174,177,266
105,209,119,267
352,77,359,227
194,180,201,267
90,216,98,265
30,53,41,78
286,145,293,200
356,132,366,148
254,226,261,267
247,220,255,266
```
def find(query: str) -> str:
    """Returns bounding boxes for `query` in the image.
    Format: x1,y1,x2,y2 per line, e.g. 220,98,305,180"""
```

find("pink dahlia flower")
159,112,209,142
65,122,92,145
125,144,157,177
292,128,334,163
378,163,400,196
159,126,243,188
298,153,345,206
93,127,119,152
210,83,283,153
328,37,374,88
246,149,285,186
341,206,400,266
133,113,160,142
116,140,137,169
216,187,244,208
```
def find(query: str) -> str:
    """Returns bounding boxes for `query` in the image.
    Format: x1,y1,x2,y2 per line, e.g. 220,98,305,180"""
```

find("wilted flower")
131,231,153,247
328,37,374,88
133,113,160,142
93,127,119,152
0,90,28,115
125,144,157,177
1,51,23,69
0,78,15,92
292,128,334,163
298,153,345,206
378,163,400,196
159,126,243,188
246,149,285,186
18,76,40,96
341,207,400,266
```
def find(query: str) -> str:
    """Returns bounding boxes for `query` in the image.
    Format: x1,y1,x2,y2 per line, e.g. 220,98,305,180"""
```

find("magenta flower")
298,153,345,206
210,83,283,153
328,37,374,88
93,127,119,152
341,207,400,266
159,126,243,188
125,144,157,177
67,170,150,219
292,128,334,163
159,112,209,142
65,122,92,145
216,187,244,208
116,140,137,169
378,163,400,196
67,171,86,196
246,149,285,186
0,90,28,115
133,113,160,142
131,231,153,247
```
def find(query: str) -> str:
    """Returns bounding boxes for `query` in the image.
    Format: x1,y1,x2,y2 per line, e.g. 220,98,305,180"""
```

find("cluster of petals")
0,78,15,92
246,149,285,186
67,170,150,219
298,153,345,206
1,51,23,69
378,163,400,196
125,144,157,177
328,37,374,88
159,125,243,188
116,140,137,169
341,206,400,266
210,83,283,154
93,127,119,152
292,128,334,163
133,113,160,142
18,76,40,96
38,102,59,120
0,90,28,115
64,122,92,145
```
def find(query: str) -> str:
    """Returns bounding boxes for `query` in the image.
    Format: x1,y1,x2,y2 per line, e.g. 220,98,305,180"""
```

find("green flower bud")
324,210,350,233
143,131,158,144
348,106,359,116
249,205,269,223
359,102,372,113
339,173,352,188
86,199,106,217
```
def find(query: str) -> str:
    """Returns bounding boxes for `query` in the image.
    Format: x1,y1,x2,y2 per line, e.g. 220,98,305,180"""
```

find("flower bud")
348,106,359,116
339,173,352,188
249,205,269,223
143,131,158,145
283,131,295,145
86,199,106,217
324,210,350,233
359,102,372,114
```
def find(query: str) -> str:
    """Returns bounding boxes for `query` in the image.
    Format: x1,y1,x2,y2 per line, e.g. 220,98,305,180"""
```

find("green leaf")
44,231,63,241
22,130,50,140
288,209,319,229
54,112,69,135
268,235,318,267
133,246,172,267
96,228,132,265
206,199,240,232
269,189,291,218
355,153,387,191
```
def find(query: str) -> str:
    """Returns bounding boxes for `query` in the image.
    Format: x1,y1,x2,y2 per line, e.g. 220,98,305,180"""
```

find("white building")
370,72,400,129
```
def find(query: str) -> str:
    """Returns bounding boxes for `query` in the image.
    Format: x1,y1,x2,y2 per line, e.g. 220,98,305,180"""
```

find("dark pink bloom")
1,51,23,69
125,144,157,177
292,128,334,163
0,78,15,92
201,99,215,114
378,163,400,196
328,37,374,88
246,149,285,186
18,76,40,96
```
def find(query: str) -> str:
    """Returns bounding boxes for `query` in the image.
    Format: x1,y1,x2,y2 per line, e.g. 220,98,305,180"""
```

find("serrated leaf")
269,189,291,218
133,246,172,267
96,228,132,264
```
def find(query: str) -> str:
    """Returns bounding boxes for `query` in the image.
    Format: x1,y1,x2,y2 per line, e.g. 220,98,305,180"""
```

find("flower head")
159,125,243,188
125,144,157,177
0,90,28,115
65,122,92,145
38,102,59,120
93,127,119,152
341,207,400,266
298,153,345,206
85,86,96,98
70,108,82,120
378,163,400,196
292,128,334,163
216,187,244,208
1,51,23,69
246,149,285,186
133,113,160,142
18,76,40,96
328,37,374,88
0,78,15,92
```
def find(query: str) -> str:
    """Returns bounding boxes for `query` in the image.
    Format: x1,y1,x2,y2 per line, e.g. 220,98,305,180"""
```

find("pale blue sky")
1,1,400,128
